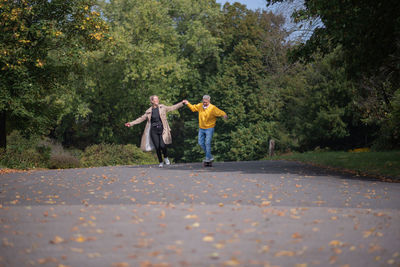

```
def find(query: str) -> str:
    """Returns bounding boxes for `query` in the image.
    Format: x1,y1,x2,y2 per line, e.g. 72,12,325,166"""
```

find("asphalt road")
1,160,399,267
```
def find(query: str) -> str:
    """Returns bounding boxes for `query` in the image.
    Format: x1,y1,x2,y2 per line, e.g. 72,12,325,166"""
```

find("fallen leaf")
292,233,302,239
72,235,86,243
275,250,295,257
329,240,343,247
184,214,198,219
224,258,240,266
50,236,64,244
203,236,214,242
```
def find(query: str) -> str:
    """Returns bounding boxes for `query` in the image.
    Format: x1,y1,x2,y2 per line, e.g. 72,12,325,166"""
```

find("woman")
125,95,184,167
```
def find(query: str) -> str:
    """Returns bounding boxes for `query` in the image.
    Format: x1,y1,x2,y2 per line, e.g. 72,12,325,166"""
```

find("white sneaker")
164,157,170,165
158,162,164,168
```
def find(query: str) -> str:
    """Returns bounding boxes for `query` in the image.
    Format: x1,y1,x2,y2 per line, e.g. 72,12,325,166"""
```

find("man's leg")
204,127,215,160
198,128,206,156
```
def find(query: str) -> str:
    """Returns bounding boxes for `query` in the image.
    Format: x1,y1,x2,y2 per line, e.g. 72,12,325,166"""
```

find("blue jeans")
198,127,214,160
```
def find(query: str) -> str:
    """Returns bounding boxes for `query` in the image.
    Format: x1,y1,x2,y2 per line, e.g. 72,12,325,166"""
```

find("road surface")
1,161,399,266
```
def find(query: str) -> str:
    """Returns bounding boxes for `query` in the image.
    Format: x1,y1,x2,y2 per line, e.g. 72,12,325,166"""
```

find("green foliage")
80,143,157,167
229,121,291,161
3,0,398,165
180,4,292,161
0,0,109,146
272,150,400,178
267,0,400,149
372,88,400,150
0,131,49,169
48,154,81,169
279,49,358,150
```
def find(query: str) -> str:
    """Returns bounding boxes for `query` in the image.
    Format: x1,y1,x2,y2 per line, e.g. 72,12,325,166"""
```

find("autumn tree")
0,0,108,148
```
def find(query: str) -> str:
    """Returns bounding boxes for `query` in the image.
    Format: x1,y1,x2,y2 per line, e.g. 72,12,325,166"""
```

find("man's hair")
202,95,211,101
149,95,158,102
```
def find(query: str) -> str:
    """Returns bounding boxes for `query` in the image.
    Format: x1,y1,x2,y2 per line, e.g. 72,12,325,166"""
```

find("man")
183,95,227,162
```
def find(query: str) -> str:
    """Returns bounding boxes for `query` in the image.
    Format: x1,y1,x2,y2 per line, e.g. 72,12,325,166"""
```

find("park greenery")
272,150,400,179
1,0,399,170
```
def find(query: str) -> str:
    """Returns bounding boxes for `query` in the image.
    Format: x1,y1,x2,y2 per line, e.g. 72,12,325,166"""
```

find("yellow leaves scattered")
70,247,84,253
37,257,57,264
223,258,240,266
50,236,64,244
191,222,200,228
184,214,198,219
258,245,269,253
274,250,295,257
363,228,375,238
214,242,225,249
260,201,271,207
73,235,86,243
329,240,343,247
292,232,302,239
203,235,214,242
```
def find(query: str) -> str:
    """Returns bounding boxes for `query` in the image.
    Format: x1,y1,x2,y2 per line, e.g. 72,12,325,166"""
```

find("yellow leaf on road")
50,236,64,244
203,236,214,242
274,250,295,257
329,240,343,247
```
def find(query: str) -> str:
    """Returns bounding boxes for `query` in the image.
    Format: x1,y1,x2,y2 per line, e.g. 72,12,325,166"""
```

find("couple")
125,95,227,167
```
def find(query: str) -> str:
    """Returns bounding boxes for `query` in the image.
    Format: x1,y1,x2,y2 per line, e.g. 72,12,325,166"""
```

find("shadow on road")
126,160,383,182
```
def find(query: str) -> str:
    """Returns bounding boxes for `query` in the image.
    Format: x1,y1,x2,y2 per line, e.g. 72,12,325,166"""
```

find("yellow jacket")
187,102,227,129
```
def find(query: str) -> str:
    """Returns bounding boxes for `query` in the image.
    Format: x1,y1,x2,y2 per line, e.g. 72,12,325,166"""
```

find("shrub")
39,138,81,169
0,131,50,169
228,121,294,161
80,143,157,167
48,154,81,169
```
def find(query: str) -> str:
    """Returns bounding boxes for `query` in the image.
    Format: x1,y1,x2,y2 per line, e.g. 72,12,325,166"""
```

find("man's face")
152,96,159,105
203,99,210,107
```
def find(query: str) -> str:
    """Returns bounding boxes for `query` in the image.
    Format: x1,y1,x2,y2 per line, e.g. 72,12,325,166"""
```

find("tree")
0,0,108,148
266,0,400,148
179,3,292,161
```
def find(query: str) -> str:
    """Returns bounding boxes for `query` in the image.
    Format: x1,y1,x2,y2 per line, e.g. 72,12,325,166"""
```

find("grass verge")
271,151,400,180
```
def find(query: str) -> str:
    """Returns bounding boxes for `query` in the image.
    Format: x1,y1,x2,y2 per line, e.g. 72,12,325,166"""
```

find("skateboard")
202,160,213,167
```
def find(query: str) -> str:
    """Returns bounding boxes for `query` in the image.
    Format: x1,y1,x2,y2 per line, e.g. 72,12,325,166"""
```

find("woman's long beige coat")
129,102,184,151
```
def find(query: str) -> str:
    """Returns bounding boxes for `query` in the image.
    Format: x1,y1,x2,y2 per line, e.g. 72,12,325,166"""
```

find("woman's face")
152,96,159,106
203,99,210,107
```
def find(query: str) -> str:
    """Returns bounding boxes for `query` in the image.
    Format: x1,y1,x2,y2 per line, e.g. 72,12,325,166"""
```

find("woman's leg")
159,134,167,158
150,128,163,163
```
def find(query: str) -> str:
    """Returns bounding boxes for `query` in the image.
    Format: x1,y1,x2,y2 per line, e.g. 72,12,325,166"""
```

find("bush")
48,154,81,169
0,131,82,169
0,131,50,169
228,121,294,161
80,143,157,167
39,138,81,169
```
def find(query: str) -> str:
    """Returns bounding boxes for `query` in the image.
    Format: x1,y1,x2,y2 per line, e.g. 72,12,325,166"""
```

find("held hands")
182,99,188,105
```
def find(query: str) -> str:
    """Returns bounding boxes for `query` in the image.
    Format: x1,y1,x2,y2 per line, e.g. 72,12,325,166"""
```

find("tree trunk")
0,110,6,149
